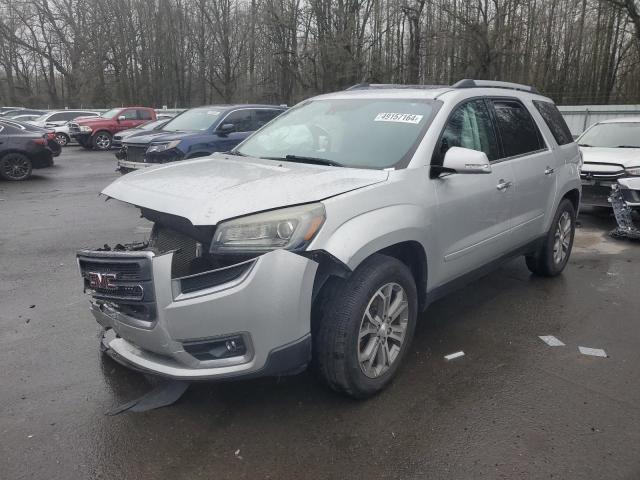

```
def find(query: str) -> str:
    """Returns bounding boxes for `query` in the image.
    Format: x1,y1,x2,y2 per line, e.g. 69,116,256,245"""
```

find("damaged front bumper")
609,178,640,240
78,247,318,380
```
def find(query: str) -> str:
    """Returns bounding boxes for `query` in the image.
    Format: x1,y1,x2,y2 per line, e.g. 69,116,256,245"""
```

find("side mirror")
442,147,491,174
217,123,235,136
118,115,126,122
45,122,56,127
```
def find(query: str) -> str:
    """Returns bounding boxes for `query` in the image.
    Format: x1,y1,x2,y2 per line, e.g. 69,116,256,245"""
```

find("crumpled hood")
102,153,388,225
580,147,640,170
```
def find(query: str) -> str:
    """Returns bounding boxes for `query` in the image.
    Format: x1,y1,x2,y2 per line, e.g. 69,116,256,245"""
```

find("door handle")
544,166,555,175
496,180,512,191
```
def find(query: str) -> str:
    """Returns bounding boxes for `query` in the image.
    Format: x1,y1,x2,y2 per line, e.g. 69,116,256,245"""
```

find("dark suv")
115,105,285,173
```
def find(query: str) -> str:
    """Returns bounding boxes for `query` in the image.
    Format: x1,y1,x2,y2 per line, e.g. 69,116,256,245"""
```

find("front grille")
581,185,612,207
68,123,80,134
581,162,625,180
77,252,156,321
125,145,147,163
179,261,254,294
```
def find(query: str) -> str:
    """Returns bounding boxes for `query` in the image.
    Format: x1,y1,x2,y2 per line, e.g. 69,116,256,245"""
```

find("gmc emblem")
87,272,117,290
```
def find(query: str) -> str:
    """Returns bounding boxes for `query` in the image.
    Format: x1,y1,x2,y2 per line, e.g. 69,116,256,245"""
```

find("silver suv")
77,80,581,398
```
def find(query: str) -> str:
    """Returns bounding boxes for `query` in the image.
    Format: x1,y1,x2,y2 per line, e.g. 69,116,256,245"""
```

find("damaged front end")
77,211,319,381
608,178,640,240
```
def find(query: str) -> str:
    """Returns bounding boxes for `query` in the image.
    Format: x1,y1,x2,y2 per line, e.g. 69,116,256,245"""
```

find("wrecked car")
609,177,640,240
77,80,581,398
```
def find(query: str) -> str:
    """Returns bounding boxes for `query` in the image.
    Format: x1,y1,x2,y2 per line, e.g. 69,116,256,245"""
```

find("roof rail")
452,79,540,94
345,83,448,91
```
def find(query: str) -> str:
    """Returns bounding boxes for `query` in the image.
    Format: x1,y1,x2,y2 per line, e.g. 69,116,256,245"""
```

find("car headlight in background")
147,140,181,153
210,203,326,254
625,166,640,176
79,125,92,133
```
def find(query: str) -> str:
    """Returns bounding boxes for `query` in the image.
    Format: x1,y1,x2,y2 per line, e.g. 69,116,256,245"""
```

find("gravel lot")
1,147,639,479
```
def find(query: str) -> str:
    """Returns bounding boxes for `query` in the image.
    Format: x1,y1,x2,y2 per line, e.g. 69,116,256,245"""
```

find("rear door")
431,98,515,284
490,99,557,246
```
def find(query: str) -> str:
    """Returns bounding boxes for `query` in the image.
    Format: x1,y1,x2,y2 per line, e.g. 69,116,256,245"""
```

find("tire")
0,153,33,181
525,198,576,276
92,131,112,150
314,254,418,398
55,132,70,146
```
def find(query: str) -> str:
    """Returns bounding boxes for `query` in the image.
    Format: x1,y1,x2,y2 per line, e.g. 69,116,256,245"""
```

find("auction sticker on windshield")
374,113,423,124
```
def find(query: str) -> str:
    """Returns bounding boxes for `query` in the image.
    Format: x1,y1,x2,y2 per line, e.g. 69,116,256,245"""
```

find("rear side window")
533,101,573,145
253,109,282,129
434,99,499,165
138,109,153,120
491,100,544,157
121,110,138,120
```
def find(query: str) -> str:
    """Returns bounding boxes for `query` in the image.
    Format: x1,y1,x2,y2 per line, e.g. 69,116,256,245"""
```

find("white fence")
558,105,640,136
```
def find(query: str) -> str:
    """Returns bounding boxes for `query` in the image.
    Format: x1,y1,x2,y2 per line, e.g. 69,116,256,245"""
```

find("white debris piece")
578,346,608,358
444,351,465,361
539,335,565,347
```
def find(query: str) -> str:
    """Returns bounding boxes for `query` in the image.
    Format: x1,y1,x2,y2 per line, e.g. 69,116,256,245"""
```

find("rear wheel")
526,198,576,276
92,131,112,150
55,132,70,146
314,254,417,398
0,153,33,181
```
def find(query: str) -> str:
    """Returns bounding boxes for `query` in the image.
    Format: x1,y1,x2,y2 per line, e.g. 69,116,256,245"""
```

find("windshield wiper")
616,145,640,148
578,143,592,147
263,154,344,167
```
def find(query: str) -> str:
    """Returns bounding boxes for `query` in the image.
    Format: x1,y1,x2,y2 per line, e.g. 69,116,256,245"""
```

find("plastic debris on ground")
444,351,465,361
539,335,565,347
578,346,608,358
609,184,640,241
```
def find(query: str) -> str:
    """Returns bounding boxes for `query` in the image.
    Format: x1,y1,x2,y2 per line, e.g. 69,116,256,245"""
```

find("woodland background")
1,0,640,108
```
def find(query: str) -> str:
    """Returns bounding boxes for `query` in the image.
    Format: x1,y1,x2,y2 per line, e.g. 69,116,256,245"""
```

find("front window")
578,122,640,148
236,98,439,169
162,108,222,132
101,108,121,119
32,113,50,123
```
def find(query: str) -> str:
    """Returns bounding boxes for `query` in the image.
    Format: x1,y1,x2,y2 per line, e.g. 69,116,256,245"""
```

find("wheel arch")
562,188,580,212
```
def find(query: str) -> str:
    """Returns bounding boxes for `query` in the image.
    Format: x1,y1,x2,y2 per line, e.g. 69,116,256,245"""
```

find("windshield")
32,113,50,123
578,122,640,148
101,108,121,119
236,98,437,169
162,108,221,132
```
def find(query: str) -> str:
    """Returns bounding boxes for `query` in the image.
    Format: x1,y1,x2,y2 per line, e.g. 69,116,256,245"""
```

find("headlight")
626,166,640,176
147,140,181,153
210,203,326,254
79,125,92,133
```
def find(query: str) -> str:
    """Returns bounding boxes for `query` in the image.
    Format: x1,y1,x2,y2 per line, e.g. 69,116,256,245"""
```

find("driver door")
431,98,515,285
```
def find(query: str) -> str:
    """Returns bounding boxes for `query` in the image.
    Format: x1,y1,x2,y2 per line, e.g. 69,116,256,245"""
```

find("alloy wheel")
95,133,111,149
553,211,572,265
55,133,68,146
1,154,31,181
358,282,409,378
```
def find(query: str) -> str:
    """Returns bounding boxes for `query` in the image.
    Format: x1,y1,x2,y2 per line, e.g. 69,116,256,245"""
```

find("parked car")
3,119,61,157
12,114,41,122
577,117,640,208
68,107,156,150
0,107,24,117
115,105,285,173
3,109,48,119
49,113,101,146
0,119,56,181
112,118,171,148
28,109,100,146
77,80,581,398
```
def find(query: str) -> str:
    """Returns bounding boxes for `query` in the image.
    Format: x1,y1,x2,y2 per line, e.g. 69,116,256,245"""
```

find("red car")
68,107,156,150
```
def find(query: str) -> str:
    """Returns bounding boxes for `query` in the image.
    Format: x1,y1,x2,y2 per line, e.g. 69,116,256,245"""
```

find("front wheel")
526,198,576,276
92,131,112,150
314,254,417,398
0,153,33,181
55,132,70,146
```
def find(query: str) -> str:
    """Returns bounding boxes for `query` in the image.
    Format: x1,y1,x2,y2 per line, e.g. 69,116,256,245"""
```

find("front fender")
317,204,431,272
